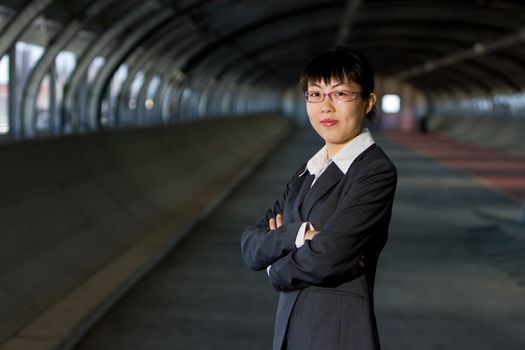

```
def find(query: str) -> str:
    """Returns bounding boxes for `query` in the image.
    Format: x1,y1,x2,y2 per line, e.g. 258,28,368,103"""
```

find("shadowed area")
73,128,525,350
0,115,292,350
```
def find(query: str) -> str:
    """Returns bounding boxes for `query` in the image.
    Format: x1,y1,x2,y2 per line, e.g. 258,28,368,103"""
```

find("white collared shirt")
301,128,376,186
267,128,375,275
295,128,375,247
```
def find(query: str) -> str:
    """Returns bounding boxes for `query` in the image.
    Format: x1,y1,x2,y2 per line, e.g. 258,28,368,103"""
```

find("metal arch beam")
213,24,336,82
352,25,489,45
112,18,191,125
335,0,361,46
133,28,197,125
225,30,333,85
248,38,334,73
235,29,462,82
395,27,525,79
407,69,469,96
153,41,210,122
189,48,246,117
119,30,206,124
456,59,522,92
411,66,490,96
62,1,162,128
0,0,54,58
86,9,174,129
351,32,469,56
104,9,212,124
355,39,524,87
210,60,279,116
179,1,342,73
20,0,115,138
440,66,493,95
408,76,457,97
191,45,243,78
358,5,524,31
230,76,284,114
496,51,525,73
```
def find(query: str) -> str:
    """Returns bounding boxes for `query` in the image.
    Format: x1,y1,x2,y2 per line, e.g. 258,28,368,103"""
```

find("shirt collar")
300,128,375,177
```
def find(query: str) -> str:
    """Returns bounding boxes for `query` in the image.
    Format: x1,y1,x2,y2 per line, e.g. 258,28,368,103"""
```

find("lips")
320,119,338,127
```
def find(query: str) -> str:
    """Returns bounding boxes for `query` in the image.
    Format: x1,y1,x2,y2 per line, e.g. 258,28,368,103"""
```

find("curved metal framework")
0,0,525,141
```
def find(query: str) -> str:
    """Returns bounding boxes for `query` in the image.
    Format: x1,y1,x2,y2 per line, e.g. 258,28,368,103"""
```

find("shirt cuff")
267,265,271,276
295,222,314,248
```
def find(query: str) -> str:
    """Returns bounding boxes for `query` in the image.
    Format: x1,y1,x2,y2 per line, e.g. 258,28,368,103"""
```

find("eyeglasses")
304,90,361,103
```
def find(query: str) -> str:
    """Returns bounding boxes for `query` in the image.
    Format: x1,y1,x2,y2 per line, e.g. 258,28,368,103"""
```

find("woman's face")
306,79,376,157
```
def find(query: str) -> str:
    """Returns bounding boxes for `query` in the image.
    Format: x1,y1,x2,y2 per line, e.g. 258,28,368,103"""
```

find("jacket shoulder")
355,144,396,171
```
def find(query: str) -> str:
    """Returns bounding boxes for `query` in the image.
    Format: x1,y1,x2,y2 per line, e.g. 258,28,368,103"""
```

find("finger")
276,214,283,228
269,218,276,230
357,260,365,269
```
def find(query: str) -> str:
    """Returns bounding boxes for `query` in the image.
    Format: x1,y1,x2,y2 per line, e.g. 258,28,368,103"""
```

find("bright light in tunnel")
145,99,154,109
381,94,401,114
0,55,8,134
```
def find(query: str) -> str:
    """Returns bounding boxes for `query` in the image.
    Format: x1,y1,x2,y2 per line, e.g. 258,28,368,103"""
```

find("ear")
365,93,377,114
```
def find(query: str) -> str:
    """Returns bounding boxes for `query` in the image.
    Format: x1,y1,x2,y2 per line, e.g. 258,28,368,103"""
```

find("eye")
334,90,350,97
307,91,321,98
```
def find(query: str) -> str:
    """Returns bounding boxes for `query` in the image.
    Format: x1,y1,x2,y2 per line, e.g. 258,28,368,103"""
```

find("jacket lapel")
290,174,314,222
301,162,343,218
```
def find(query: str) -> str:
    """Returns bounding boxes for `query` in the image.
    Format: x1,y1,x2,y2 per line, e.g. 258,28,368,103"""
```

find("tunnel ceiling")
2,0,525,96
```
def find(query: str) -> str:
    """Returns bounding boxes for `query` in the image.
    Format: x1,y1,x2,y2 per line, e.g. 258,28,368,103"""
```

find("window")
54,51,76,130
129,71,144,110
35,74,51,131
87,56,105,83
101,64,128,127
55,51,76,84
16,42,45,136
0,55,8,134
15,42,44,81
145,75,160,110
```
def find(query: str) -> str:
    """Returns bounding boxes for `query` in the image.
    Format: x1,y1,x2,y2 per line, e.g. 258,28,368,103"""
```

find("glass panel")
129,71,144,110
87,56,105,83
103,64,128,127
145,75,160,111
54,51,76,131
55,51,76,84
15,42,45,80
15,41,45,137
35,74,51,131
0,54,8,134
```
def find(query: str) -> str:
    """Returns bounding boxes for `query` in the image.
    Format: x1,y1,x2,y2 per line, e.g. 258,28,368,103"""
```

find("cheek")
306,104,319,119
341,103,366,120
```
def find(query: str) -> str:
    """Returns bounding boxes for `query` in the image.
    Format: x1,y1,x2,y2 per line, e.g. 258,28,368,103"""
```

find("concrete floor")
73,128,525,350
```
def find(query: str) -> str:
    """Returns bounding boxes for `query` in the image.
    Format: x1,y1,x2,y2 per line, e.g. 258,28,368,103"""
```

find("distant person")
241,48,397,350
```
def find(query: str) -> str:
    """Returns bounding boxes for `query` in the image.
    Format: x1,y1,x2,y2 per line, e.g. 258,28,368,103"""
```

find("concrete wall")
0,115,293,349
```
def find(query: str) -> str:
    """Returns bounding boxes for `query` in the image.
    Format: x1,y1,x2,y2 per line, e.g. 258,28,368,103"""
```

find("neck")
325,128,365,158
326,143,344,159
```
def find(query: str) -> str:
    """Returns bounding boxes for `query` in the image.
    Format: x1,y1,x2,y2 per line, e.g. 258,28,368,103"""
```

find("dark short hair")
300,47,376,121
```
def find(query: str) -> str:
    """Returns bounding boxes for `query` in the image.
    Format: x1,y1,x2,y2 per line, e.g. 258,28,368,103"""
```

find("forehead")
307,78,360,89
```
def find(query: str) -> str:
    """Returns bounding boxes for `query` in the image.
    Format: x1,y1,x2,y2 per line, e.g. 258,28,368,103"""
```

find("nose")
320,93,335,112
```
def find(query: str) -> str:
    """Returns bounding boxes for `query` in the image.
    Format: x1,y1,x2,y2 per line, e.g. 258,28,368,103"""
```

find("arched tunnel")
1,1,525,349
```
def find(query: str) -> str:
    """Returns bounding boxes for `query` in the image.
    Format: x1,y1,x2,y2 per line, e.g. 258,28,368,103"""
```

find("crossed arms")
241,160,396,292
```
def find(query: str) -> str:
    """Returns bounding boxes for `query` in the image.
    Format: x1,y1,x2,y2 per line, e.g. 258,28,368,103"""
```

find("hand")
351,258,365,274
304,229,320,240
269,213,283,230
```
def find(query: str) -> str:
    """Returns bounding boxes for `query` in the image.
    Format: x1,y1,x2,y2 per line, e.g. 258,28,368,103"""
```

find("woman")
241,47,397,350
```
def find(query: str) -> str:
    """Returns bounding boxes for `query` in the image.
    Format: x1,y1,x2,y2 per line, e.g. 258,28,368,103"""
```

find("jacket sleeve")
268,159,397,291
240,165,306,271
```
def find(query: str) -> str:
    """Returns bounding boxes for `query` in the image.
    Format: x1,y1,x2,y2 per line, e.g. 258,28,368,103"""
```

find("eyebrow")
308,82,347,89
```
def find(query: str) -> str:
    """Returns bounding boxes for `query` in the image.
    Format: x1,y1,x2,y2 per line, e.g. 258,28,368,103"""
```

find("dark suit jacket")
241,144,397,350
